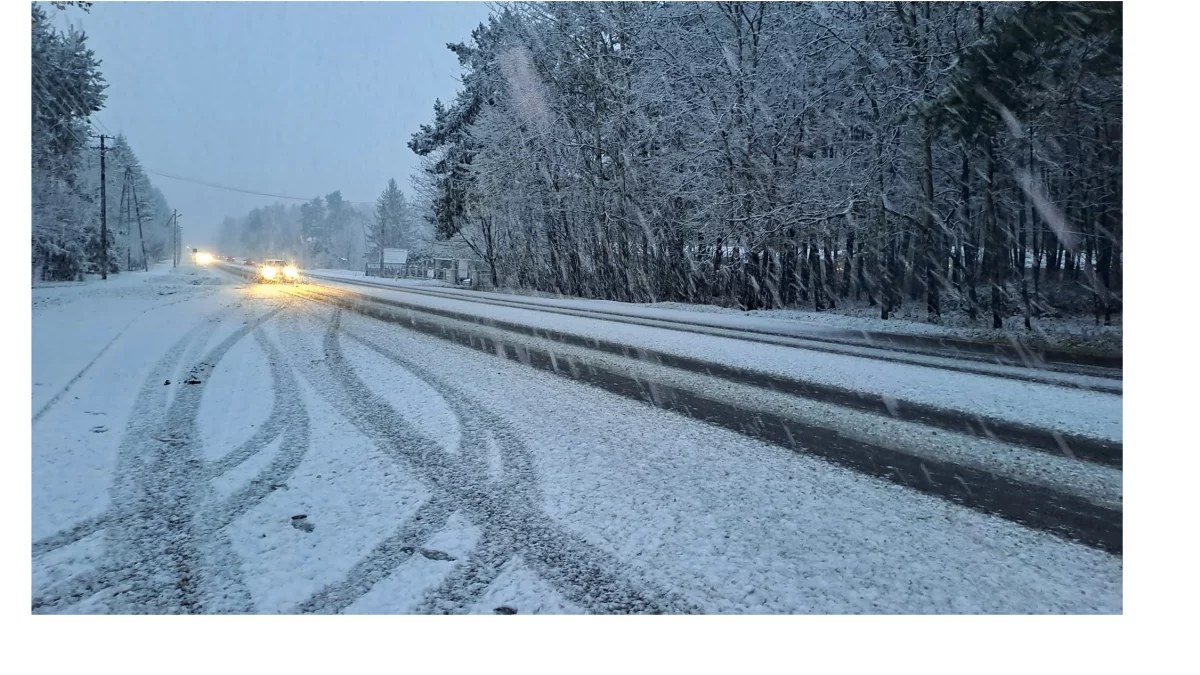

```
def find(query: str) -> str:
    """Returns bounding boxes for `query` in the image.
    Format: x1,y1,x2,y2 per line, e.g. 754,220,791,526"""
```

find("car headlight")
283,266,298,278
262,266,277,279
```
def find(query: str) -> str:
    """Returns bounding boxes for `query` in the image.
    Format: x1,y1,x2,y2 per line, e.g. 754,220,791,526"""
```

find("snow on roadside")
313,272,1121,353
484,277,1121,352
307,268,453,288
336,309,1121,613
32,287,235,541
314,279,1122,442
32,265,232,412
31,261,174,291
663,301,1123,355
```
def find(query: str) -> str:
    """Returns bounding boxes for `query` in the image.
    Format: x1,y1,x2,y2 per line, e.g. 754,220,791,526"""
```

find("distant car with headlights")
257,259,300,284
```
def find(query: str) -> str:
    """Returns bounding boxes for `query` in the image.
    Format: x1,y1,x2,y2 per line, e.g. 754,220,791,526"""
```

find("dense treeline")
215,192,367,268
215,179,427,269
411,1,1121,326
31,2,175,280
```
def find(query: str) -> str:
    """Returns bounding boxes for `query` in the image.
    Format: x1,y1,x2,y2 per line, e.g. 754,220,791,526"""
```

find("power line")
142,168,373,206
31,70,93,148
35,59,369,209
31,65,107,148
34,14,113,135
32,54,115,145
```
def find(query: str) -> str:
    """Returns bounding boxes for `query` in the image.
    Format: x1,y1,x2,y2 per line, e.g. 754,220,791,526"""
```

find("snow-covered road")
31,266,1122,613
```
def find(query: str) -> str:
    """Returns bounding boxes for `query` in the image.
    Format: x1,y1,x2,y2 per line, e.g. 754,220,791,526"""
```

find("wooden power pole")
98,134,108,279
129,172,149,271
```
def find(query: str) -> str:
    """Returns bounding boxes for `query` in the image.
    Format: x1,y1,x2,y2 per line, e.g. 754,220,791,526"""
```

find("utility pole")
98,134,108,279
130,173,149,271
119,167,130,272
173,209,178,267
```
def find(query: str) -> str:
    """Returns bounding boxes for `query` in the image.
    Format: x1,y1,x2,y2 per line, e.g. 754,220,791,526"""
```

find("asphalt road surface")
31,265,1122,614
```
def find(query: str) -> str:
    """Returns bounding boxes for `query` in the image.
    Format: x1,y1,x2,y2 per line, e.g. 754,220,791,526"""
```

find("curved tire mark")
32,301,288,613
302,305,697,614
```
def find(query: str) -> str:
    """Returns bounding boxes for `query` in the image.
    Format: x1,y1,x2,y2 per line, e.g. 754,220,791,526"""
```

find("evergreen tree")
369,178,409,264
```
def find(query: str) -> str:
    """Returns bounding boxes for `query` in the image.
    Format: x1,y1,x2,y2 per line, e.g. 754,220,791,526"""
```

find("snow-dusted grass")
645,300,1123,355
31,261,174,289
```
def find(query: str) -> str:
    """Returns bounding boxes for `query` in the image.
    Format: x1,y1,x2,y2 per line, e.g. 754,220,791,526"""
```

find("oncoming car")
257,259,300,284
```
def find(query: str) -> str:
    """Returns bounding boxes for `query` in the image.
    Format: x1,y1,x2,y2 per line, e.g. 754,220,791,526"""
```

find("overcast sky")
54,1,494,248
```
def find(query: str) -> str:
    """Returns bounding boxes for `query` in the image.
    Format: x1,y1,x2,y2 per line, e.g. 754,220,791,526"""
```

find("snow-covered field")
31,266,1122,614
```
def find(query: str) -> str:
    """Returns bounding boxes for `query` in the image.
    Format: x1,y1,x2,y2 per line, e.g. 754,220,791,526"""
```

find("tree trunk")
842,230,855,299
921,119,939,322
1019,198,1031,331
799,237,811,304
902,225,917,301
1019,132,1032,331
810,237,823,311
824,236,837,310
985,139,1003,329
878,197,891,319
960,150,978,322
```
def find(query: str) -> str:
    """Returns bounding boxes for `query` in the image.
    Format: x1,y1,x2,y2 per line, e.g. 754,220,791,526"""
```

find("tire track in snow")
412,531,510,614
31,514,108,559
290,286,1121,554
295,495,455,614
290,305,696,614
200,329,310,532
33,309,227,612
32,304,233,561
191,327,312,613
32,301,289,613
